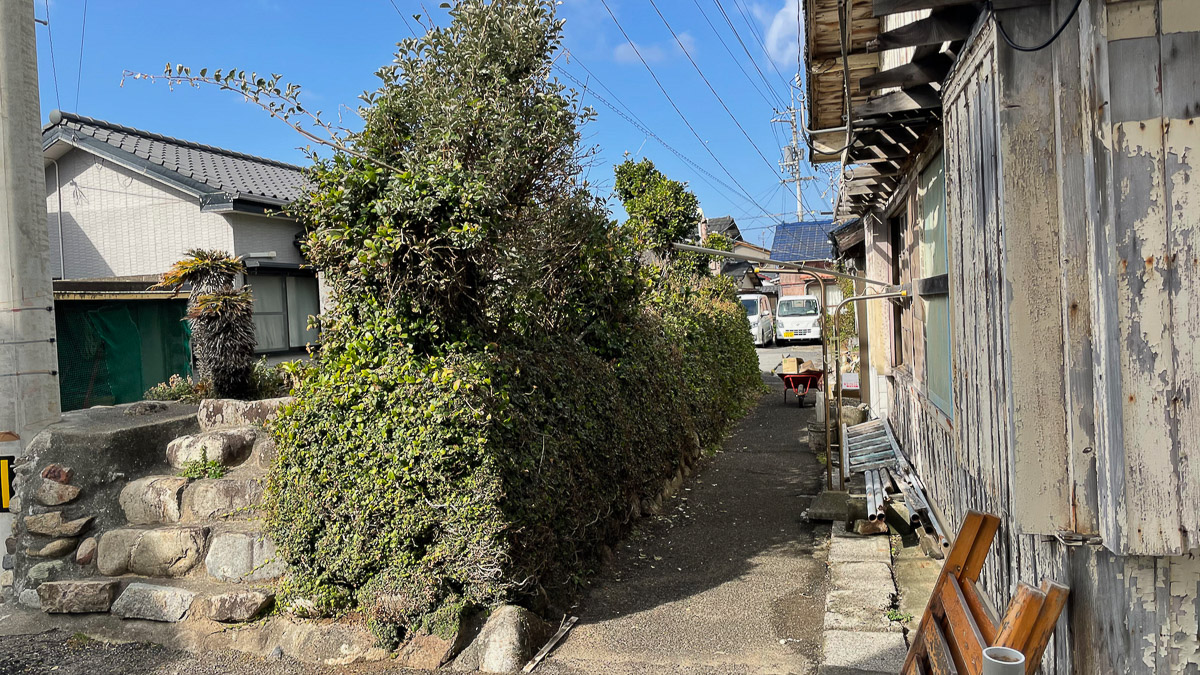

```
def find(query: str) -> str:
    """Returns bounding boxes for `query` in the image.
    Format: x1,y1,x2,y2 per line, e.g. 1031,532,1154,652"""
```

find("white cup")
982,646,1026,675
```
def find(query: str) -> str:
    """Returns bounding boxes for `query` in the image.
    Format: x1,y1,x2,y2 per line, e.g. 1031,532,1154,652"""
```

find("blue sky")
35,0,833,249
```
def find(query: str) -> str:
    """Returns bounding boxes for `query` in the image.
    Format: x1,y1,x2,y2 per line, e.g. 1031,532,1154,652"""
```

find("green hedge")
266,272,760,638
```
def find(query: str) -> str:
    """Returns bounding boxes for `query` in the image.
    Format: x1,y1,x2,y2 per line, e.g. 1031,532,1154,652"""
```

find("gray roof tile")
44,111,309,205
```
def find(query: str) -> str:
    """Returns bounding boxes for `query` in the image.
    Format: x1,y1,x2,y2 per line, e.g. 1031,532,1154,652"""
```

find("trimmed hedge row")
265,272,760,639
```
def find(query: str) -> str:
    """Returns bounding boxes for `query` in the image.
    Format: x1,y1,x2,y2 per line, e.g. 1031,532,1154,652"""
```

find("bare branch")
121,68,401,173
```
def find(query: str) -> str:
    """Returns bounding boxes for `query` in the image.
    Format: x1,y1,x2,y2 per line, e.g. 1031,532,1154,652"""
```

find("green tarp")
56,300,191,411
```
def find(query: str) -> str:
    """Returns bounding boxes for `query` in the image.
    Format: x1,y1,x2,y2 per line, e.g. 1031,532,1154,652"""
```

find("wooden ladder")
902,511,1069,675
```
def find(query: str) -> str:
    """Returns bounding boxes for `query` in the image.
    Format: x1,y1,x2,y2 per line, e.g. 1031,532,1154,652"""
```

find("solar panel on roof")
768,220,838,262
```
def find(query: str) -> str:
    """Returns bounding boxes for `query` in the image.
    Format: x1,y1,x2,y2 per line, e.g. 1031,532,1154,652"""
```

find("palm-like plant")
156,250,256,397
189,289,256,399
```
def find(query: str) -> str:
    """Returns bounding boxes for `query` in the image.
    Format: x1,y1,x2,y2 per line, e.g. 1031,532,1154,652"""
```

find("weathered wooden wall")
876,1,1200,672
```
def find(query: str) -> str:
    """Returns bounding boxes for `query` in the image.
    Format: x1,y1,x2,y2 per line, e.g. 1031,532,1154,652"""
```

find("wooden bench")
903,511,1068,674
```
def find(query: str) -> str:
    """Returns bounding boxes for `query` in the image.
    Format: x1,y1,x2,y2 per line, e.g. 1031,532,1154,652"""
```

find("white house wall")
44,149,233,279
229,212,305,267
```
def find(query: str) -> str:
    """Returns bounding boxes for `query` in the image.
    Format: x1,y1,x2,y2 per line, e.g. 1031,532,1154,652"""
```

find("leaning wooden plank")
941,576,986,675
961,513,1000,581
944,511,987,577
1020,580,1069,674
923,616,960,675
994,582,1047,654
959,578,1000,645
522,615,578,673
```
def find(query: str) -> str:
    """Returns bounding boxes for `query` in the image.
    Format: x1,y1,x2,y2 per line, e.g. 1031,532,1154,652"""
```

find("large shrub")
265,0,760,641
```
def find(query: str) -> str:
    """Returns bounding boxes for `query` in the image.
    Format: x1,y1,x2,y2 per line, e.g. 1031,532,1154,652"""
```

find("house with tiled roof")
41,111,318,409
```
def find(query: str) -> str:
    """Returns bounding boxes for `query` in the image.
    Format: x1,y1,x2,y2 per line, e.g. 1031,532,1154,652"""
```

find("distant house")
42,111,316,408
769,220,843,304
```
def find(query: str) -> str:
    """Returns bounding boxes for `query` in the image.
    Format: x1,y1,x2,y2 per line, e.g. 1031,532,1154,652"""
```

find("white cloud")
612,31,698,64
764,0,803,68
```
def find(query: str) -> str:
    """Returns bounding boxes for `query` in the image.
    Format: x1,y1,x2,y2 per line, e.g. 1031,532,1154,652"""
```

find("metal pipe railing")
832,289,909,489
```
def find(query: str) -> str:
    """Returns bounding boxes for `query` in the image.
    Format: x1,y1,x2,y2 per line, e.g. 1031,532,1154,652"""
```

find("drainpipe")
832,289,908,489
48,158,64,279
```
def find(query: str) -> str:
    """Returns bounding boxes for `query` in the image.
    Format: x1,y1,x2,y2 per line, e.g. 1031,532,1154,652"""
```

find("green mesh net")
55,300,192,411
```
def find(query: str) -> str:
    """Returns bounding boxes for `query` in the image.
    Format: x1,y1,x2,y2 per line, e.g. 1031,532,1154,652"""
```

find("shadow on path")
542,371,832,674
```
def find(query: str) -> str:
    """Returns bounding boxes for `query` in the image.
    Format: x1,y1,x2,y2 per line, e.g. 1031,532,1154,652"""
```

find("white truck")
775,295,823,344
739,293,776,347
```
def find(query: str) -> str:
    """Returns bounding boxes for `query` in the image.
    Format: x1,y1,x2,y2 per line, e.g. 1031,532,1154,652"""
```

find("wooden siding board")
1161,30,1200,553
1052,0,1102,536
995,2,1073,534
1079,0,1130,557
1110,35,1182,555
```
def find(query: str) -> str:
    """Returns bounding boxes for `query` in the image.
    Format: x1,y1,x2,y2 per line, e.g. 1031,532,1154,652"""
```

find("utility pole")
1,0,62,545
773,79,817,222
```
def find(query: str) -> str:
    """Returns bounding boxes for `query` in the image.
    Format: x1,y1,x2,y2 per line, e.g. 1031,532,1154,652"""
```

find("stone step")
120,474,266,525
33,575,276,624
166,427,265,470
95,522,285,585
198,397,293,431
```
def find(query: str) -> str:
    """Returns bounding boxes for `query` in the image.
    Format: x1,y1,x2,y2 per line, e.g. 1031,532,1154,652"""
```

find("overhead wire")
646,0,812,226
724,0,795,90
553,63,760,214
710,0,791,113
596,0,780,222
42,0,61,110
73,0,88,110
689,0,787,110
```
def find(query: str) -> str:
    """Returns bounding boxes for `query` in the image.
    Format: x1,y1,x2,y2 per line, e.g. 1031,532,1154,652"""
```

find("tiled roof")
769,219,838,263
43,111,308,206
704,215,743,241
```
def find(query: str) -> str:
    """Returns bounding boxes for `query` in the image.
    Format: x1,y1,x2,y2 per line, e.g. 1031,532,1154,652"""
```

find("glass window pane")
286,276,320,348
926,295,953,417
253,314,288,351
250,275,285,314
919,152,947,277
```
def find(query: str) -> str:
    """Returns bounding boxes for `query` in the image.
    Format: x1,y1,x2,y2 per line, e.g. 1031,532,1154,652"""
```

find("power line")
385,0,420,35
719,0,794,90
689,0,786,110
597,0,778,221
554,63,757,213
73,0,88,110
646,0,810,221
42,0,61,110
710,0,789,110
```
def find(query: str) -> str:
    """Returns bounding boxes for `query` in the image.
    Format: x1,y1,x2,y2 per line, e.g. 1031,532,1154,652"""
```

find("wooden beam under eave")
860,53,953,91
872,0,1042,16
845,164,901,180
854,85,941,117
869,6,977,50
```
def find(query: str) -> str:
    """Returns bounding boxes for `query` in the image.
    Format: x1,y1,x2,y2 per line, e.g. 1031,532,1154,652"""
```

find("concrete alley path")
541,345,831,675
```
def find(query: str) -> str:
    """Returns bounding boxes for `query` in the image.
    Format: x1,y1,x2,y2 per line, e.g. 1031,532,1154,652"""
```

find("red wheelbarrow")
779,371,824,407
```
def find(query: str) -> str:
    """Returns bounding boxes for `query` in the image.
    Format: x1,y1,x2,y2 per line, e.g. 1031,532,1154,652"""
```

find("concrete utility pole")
774,80,817,222
0,0,62,542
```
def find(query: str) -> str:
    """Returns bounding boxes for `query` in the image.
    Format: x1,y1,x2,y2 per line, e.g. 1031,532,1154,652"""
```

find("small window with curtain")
247,270,320,354
919,152,953,418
